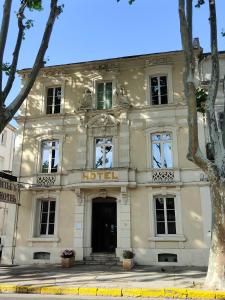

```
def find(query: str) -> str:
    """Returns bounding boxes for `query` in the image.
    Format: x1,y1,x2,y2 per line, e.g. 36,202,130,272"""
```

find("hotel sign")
0,177,18,204
82,171,119,181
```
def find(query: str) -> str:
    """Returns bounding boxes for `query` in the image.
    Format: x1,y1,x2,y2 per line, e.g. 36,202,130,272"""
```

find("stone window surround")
40,79,66,115
87,129,119,169
145,126,179,170
91,73,117,109
35,134,64,175
29,191,60,242
148,188,185,242
145,65,173,106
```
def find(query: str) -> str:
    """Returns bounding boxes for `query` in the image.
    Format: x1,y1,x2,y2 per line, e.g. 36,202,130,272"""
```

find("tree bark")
205,177,225,289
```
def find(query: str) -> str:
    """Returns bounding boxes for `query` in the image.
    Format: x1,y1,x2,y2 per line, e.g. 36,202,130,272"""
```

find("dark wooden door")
92,199,117,253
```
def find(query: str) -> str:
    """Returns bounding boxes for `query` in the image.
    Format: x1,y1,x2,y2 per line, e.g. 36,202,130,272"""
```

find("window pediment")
87,113,119,128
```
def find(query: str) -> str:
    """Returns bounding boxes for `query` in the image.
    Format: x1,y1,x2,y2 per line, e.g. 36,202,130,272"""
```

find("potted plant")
122,250,134,270
61,249,75,268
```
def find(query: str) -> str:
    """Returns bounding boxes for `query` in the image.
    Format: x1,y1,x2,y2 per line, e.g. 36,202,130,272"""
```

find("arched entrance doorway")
92,197,117,253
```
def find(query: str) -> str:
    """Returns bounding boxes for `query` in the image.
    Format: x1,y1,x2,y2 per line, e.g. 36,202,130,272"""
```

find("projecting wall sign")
82,171,119,181
0,178,18,204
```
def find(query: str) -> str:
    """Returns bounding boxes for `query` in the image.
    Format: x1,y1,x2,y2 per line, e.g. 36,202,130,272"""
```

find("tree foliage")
0,0,63,133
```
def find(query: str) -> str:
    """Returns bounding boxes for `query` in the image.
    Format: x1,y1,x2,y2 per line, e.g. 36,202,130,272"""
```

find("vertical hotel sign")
0,177,18,204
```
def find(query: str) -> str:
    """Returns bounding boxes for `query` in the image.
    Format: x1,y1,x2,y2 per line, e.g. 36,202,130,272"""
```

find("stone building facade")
2,50,213,266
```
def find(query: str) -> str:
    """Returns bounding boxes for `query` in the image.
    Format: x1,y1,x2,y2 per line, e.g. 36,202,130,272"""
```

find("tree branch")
4,0,61,125
0,0,12,103
179,0,209,171
2,2,26,103
205,0,224,163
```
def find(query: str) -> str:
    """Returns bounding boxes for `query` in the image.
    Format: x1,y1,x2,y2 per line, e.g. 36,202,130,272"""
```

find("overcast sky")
2,0,225,112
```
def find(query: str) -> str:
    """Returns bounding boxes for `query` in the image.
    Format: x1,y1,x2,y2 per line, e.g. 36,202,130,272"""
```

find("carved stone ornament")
79,88,93,110
116,86,130,108
87,113,119,128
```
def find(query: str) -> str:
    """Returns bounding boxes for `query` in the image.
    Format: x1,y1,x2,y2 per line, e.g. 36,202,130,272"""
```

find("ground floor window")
154,196,176,235
39,199,56,236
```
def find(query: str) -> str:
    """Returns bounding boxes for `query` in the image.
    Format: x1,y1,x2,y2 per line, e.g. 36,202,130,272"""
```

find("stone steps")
82,253,120,265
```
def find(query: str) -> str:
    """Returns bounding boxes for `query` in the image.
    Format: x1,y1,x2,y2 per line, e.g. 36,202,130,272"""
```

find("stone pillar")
73,188,84,260
116,187,131,258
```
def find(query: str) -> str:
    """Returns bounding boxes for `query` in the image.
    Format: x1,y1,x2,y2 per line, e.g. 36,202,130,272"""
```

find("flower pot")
61,256,75,268
123,258,134,270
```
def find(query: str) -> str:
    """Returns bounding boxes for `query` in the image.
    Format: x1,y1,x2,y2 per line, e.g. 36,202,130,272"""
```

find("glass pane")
168,222,176,234
163,142,173,168
54,105,60,114
41,201,48,212
152,96,159,105
50,201,56,211
95,145,104,168
105,82,112,109
96,138,104,145
97,83,104,109
167,210,175,221
161,95,168,104
156,210,165,221
48,224,54,235
47,88,53,97
160,86,167,96
166,198,175,209
151,77,158,87
155,197,164,209
105,145,113,168
51,148,59,172
152,143,162,168
162,133,171,140
152,134,161,142
41,213,48,223
49,212,55,223
46,104,52,114
160,76,167,86
40,224,47,235
157,222,165,234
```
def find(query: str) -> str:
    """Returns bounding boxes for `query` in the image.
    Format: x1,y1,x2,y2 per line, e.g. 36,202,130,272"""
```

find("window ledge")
28,237,59,242
148,235,186,242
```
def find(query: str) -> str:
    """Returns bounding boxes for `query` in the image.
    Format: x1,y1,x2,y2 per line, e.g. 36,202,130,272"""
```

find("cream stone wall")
2,50,213,266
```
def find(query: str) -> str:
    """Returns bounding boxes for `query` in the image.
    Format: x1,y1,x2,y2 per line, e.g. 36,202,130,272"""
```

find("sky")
1,0,225,122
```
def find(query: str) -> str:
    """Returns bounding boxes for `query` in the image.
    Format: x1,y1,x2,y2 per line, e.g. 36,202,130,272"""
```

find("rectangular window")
95,137,113,168
46,87,61,114
150,76,168,105
155,196,176,235
41,140,59,173
151,133,173,169
96,82,112,109
39,199,56,236
217,112,224,131
0,131,7,145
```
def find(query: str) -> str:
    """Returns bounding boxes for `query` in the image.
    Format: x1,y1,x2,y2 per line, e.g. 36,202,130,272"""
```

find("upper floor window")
217,112,224,132
96,82,112,109
150,75,168,105
95,137,113,168
46,87,61,114
0,130,7,145
151,133,173,169
155,196,176,235
41,140,59,173
39,199,56,236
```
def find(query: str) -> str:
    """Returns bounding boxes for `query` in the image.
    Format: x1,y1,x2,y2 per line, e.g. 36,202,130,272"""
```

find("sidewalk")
0,264,223,298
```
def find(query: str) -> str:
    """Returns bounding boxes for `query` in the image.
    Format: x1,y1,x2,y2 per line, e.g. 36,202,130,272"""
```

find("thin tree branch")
0,0,12,102
179,0,209,171
4,0,61,126
205,0,224,162
2,2,26,103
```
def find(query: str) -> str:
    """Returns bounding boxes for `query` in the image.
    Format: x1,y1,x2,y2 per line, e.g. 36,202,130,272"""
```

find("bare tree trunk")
205,177,225,289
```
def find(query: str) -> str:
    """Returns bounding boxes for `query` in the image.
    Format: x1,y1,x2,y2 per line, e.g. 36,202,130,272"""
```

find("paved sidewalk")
0,264,206,288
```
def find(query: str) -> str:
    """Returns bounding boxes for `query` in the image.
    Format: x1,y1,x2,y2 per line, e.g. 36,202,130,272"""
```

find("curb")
0,284,225,299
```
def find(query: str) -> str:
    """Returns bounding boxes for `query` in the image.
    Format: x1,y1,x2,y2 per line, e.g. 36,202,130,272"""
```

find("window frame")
150,75,168,105
154,196,176,235
46,86,62,115
0,130,7,146
29,193,59,240
38,199,56,236
40,140,59,174
94,137,113,169
96,81,113,110
145,65,173,106
151,132,173,169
